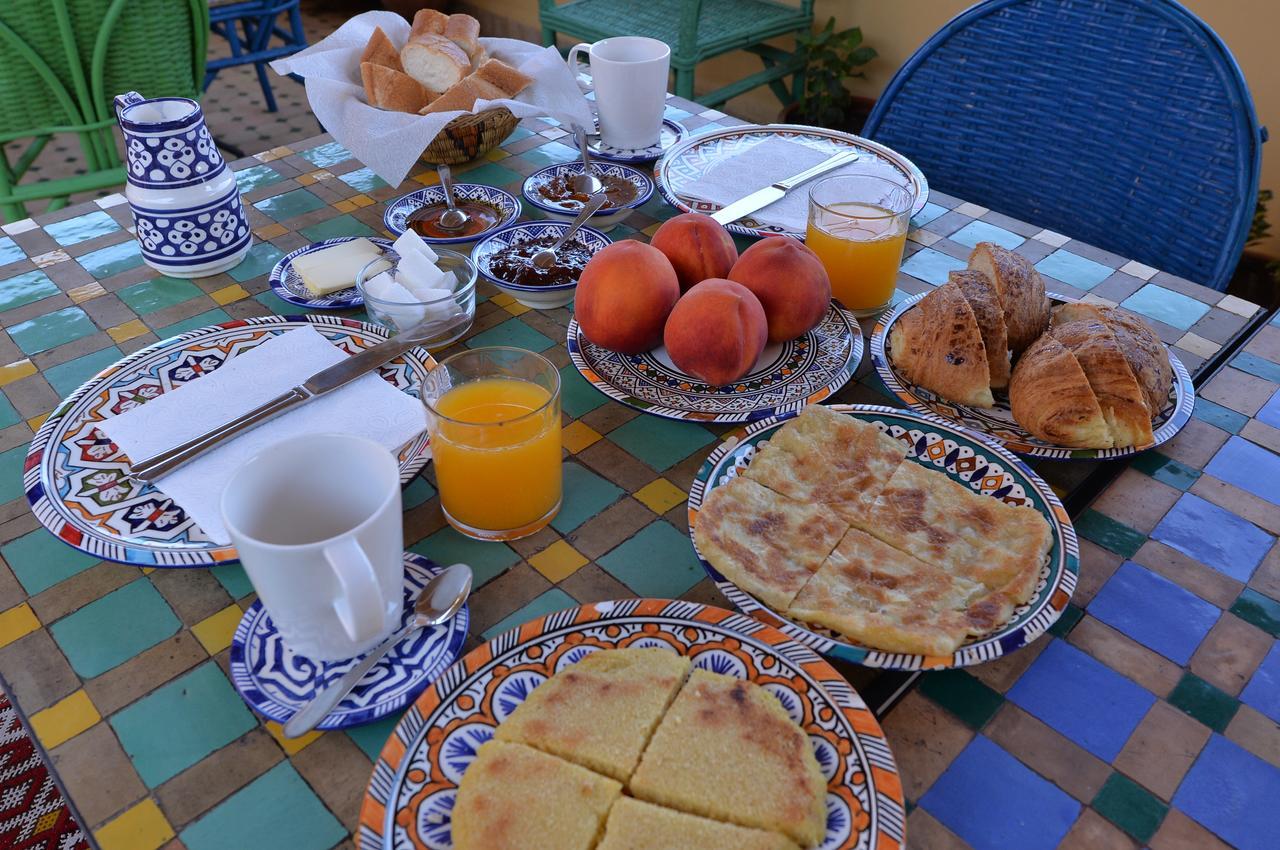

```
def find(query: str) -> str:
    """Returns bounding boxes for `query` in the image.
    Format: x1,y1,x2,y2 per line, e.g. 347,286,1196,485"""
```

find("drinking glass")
806,174,915,317
422,347,562,541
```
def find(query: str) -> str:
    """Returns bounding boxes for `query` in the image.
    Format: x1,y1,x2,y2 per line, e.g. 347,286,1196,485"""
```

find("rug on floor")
0,691,87,850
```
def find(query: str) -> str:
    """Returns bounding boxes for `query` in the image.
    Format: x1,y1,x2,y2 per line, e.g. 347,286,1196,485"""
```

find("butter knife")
127,311,465,483
710,149,862,226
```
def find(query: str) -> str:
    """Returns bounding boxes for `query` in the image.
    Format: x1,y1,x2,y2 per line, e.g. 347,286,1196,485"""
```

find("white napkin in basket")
99,327,427,545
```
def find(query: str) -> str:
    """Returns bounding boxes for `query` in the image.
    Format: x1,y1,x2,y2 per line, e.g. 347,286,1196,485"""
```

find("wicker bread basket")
420,107,519,165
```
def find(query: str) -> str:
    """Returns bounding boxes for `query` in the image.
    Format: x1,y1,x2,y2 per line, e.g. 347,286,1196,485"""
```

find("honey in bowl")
409,200,503,239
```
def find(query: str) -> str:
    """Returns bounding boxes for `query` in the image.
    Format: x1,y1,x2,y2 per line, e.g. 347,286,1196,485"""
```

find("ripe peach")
728,236,831,343
576,241,680,354
649,213,739,292
663,279,767,386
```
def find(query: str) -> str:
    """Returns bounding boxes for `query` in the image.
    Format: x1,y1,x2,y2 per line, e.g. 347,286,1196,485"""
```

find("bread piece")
951,269,1011,389
1052,319,1154,447
408,7,448,39
360,62,434,113
1054,303,1172,417
361,26,403,73
444,13,482,62
472,57,533,97
889,281,994,407
1010,333,1113,447
401,32,469,93
968,242,1050,354
630,669,827,847
418,74,507,115
598,798,801,850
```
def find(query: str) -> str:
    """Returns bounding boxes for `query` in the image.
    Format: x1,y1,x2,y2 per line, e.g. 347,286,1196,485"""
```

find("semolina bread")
360,62,435,113
360,26,402,72
598,797,801,850
967,242,1050,354
889,280,994,407
1010,333,1113,447
400,32,469,93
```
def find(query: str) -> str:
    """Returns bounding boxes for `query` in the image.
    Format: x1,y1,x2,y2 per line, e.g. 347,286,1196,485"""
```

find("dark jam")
535,172,638,210
408,201,502,239
488,236,594,287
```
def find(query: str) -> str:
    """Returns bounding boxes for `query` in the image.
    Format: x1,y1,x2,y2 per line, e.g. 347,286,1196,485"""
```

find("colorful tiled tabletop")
0,93,1275,850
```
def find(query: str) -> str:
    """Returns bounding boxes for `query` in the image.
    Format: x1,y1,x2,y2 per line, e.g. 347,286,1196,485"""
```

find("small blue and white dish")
268,236,392,309
229,553,469,730
472,220,612,309
382,183,520,242
586,118,685,164
522,162,653,232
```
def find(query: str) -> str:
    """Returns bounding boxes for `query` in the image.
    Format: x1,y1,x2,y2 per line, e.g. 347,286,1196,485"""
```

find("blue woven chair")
206,0,306,112
861,0,1266,291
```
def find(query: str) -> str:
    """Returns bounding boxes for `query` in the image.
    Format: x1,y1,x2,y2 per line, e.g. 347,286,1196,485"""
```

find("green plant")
1248,188,1273,247
795,18,877,128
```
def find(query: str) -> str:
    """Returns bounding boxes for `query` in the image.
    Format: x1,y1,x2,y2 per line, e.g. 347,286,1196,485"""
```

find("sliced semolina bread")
597,797,801,850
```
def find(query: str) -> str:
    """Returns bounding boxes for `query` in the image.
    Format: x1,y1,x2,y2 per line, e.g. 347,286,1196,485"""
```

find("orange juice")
430,377,561,538
806,201,908,313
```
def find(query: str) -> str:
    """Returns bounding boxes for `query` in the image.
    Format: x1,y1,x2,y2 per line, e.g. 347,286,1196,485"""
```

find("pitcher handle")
113,91,144,119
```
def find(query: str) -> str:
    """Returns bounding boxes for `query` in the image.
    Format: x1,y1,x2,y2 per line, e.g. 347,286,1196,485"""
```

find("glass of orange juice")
806,174,915,317
422,347,561,541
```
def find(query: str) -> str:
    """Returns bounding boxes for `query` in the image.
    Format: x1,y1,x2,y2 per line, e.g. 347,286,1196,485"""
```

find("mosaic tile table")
0,95,1275,850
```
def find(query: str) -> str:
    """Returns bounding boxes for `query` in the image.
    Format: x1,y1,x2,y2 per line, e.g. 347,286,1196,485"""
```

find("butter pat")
293,238,388,297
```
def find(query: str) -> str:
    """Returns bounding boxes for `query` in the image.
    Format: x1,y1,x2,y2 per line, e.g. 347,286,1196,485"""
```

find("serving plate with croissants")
871,241,1194,460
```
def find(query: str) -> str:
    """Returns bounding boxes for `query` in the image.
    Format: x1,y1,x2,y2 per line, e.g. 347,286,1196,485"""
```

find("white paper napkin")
99,327,427,545
270,11,594,187
683,137,910,232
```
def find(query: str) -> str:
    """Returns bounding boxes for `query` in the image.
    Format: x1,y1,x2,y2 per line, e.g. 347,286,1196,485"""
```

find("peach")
576,241,680,354
649,213,739,292
728,236,831,343
664,279,767,386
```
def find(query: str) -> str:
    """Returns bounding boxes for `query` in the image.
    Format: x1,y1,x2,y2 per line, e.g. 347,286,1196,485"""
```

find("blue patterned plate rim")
521,161,655,218
381,183,521,241
229,553,468,730
687,403,1080,670
585,118,685,163
870,291,1196,460
471,220,612,292
268,237,392,310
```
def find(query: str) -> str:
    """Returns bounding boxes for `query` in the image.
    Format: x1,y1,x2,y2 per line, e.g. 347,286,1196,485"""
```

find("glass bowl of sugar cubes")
356,229,477,348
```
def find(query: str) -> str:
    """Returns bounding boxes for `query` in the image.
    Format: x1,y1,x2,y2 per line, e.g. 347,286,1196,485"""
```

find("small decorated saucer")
586,118,685,163
268,237,392,309
382,183,520,241
229,553,469,730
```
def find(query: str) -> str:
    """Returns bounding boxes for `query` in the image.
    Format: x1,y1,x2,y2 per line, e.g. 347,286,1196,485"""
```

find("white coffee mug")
568,36,670,150
221,433,404,661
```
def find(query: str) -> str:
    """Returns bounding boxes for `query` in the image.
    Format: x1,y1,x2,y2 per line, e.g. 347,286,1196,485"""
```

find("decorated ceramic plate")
586,117,685,163
567,302,862,422
357,598,906,850
24,315,434,567
230,553,468,730
870,292,1196,459
269,237,392,309
687,404,1078,669
382,184,521,241
656,124,928,239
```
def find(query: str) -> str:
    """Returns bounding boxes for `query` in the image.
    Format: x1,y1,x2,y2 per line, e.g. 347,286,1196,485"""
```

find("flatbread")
598,798,801,850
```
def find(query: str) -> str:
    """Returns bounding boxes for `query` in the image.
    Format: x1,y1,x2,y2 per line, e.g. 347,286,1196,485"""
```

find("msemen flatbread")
598,798,801,850
629,669,827,847
495,648,691,781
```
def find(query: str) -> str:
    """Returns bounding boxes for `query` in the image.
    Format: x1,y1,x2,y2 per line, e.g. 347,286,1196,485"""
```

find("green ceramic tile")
346,711,402,761
155,307,231,338
180,762,344,850
0,235,24,265
465,318,554,352
0,393,18,429
77,240,144,278
607,416,714,472
1168,672,1239,732
1231,351,1280,384
518,143,579,170
664,105,693,121
0,270,59,312
1121,284,1210,331
481,588,577,640
404,475,436,509
411,526,519,586
1129,451,1201,491
1,528,100,595
299,213,379,242
234,163,285,193
519,198,547,221
507,126,535,143
253,188,327,221
338,167,387,192
1048,603,1085,638
1193,398,1247,434
110,661,257,787
228,242,286,283
551,462,623,533
0,443,27,503
117,276,202,314
917,669,1004,727
254,290,308,316
597,520,704,598
211,563,253,599
559,363,607,418
49,578,180,678
1092,772,1168,843
1230,588,1280,637
44,346,124,397
44,210,120,246
298,141,352,167
9,306,97,355
459,162,522,188
1075,509,1146,558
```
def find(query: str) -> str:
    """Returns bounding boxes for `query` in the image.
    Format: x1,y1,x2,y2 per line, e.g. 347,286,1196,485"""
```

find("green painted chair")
538,0,815,108
0,0,208,223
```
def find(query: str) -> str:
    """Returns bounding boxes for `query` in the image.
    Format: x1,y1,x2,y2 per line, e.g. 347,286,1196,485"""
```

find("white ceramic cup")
568,36,670,150
221,434,404,661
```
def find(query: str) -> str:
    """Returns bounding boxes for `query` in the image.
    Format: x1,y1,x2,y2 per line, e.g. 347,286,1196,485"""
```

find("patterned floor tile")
1,529,100,596
1092,771,1168,843
899,247,967,284
1150,493,1273,581
117,278,202,315
44,212,120,247
77,241,144,279
1035,250,1114,291
606,416,714,472
1088,561,1220,665
0,270,59,312
597,521,704,598
1121,284,1211,331
550,462,623,534
410,526,519,587
480,588,576,640
1204,435,1280,506
1172,734,1280,850
179,762,345,850
48,579,180,678
1239,641,1280,724
948,220,1025,250
8,306,98,355
252,189,327,222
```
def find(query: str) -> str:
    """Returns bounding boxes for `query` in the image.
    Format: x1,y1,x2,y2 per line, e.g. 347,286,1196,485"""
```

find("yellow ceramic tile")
504,301,532,316
634,478,687,515
191,604,244,655
561,420,602,453
32,249,71,268
641,222,662,237
529,540,589,582
95,799,174,850
413,170,442,186
0,359,37,387
26,413,48,431
107,319,149,343
264,720,322,755
333,199,359,213
255,222,288,240
352,194,377,208
140,567,155,575
0,603,40,648
210,284,250,306
67,281,106,304
30,690,100,749
488,292,515,307
484,147,511,161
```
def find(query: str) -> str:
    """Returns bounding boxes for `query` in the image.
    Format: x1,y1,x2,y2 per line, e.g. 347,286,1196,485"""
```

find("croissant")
1052,303,1171,417
968,242,1050,354
1051,319,1154,447
950,269,1010,390
1010,334,1112,447
890,280,994,407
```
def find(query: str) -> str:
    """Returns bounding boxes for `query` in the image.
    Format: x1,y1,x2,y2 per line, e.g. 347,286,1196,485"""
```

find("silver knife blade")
709,148,862,226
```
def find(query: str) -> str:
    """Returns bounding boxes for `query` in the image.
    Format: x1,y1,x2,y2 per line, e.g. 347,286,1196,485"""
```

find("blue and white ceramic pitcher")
114,92,252,277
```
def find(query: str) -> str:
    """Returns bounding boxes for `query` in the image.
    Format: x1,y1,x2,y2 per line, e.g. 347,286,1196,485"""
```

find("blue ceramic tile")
910,202,947,228
0,270,58,312
949,220,1024,250
0,443,27,504
0,235,24,266
1240,641,1280,724
481,588,577,640
1150,493,1273,581
1088,561,1220,664
9,306,98,355
608,415,715,472
252,188,327,221
44,210,120,246
598,521,705,599
1034,250,1113,291
155,307,231,338
297,141,352,167
1231,351,1280,384
410,526,519,586
1,528,100,595
346,710,402,760
1007,639,1154,760
0,394,17,430
44,346,123,396
1121,284,1211,331
559,363,607,418
181,762,344,850
49,578,181,678
211,563,253,599
227,242,285,282
1173,734,1280,850
900,248,967,284
77,240,144,278
1205,436,1280,506
1193,397,1248,434
465,318,554,352
921,735,1080,850
1259,389,1280,431
551,462,623,533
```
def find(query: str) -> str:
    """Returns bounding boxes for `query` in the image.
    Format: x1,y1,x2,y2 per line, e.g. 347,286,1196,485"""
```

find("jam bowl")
471,221,613,309
521,161,653,232
382,183,520,242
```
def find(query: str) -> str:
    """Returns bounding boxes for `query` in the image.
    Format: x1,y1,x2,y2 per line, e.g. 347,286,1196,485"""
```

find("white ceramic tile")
907,228,940,246
953,202,989,218
1175,331,1220,358
1216,294,1257,317
1,218,38,235
94,194,128,209
1032,229,1070,247
1119,259,1158,280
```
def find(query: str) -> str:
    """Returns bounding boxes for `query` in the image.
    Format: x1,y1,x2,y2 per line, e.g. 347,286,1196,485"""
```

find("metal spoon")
408,164,468,233
282,563,473,738
571,123,603,196
531,192,608,270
